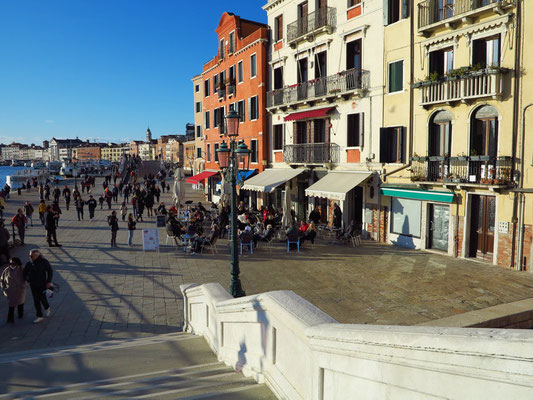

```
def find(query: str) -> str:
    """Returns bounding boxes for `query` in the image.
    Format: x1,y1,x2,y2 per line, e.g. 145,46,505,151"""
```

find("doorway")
346,186,363,231
469,195,495,260
428,204,450,251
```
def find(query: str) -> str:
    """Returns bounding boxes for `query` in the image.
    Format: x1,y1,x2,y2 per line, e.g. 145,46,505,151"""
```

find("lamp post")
216,110,251,298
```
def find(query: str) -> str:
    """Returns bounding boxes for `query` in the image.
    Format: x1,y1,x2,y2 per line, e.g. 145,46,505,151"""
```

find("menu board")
142,229,160,252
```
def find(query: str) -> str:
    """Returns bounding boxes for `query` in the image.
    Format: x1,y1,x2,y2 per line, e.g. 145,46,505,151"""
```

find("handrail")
287,7,336,43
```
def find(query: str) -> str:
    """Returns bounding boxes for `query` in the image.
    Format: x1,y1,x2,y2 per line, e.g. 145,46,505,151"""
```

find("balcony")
216,84,226,99
410,155,513,186
283,143,340,165
418,0,516,34
287,7,336,47
267,68,369,109
415,68,506,106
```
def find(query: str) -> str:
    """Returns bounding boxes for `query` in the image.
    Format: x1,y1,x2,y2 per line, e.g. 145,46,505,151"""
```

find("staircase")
0,333,275,399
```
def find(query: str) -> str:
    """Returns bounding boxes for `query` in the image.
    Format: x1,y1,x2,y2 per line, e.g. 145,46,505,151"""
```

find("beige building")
192,74,204,174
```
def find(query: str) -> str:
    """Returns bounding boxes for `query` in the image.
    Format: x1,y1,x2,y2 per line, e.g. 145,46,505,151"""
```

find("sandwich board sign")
142,228,159,252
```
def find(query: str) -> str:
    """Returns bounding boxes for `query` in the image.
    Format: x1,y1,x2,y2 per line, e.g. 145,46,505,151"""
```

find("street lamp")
216,109,251,298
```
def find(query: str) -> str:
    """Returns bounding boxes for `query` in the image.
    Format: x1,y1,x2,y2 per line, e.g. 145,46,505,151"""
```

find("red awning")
284,107,336,122
186,170,219,184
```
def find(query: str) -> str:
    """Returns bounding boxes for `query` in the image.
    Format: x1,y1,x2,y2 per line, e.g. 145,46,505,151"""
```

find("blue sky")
0,1,267,145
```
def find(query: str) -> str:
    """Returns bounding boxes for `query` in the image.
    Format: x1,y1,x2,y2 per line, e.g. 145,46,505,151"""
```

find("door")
298,1,308,36
297,58,308,100
469,195,495,260
316,0,328,27
346,39,362,89
314,51,327,96
428,204,449,251
273,66,284,105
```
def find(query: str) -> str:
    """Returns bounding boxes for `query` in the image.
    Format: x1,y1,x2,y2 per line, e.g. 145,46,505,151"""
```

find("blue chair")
240,233,254,255
287,232,301,253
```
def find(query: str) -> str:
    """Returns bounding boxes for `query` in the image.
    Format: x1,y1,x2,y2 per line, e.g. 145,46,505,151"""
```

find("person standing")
87,195,97,220
24,201,34,227
108,211,119,247
120,202,128,221
11,209,27,245
127,213,136,246
51,201,62,227
38,200,47,225
105,189,112,210
62,185,71,211
1,257,28,323
53,187,61,203
45,206,61,247
98,195,104,210
75,196,85,221
23,250,53,324
333,203,342,229
0,220,10,264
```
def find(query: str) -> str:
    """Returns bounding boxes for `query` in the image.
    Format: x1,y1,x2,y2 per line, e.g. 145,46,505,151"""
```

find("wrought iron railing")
417,69,504,106
410,156,513,185
227,84,236,96
283,143,340,164
267,68,369,108
418,0,516,29
287,7,336,44
217,85,226,99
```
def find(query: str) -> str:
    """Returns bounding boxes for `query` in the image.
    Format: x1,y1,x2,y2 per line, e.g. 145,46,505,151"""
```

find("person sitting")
298,219,309,235
190,224,220,254
239,226,254,252
301,221,317,245
253,224,274,248
286,223,302,249
167,214,185,238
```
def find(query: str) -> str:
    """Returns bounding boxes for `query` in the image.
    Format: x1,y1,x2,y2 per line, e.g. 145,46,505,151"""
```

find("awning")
186,170,219,184
242,168,306,193
284,107,335,122
380,187,455,203
305,171,371,201
216,170,257,185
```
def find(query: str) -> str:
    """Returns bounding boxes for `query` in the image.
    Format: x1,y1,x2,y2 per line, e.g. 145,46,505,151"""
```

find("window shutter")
282,124,286,148
359,112,365,147
400,126,407,163
401,0,409,19
380,128,389,162
383,0,390,26
248,98,252,120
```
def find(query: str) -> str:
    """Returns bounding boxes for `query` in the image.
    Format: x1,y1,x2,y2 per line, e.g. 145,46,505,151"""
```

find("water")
0,166,32,188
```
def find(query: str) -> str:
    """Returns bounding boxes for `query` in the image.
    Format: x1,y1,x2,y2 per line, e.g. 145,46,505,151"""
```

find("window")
250,139,258,163
204,79,210,97
273,125,283,150
220,39,225,60
470,105,499,158
274,15,283,42
238,61,244,83
213,75,218,91
348,0,361,6
205,111,210,129
195,84,200,93
237,100,245,122
473,35,501,68
380,127,406,163
229,31,235,53
249,96,258,120
214,143,219,162
347,113,364,147
206,144,211,162
196,147,202,158
385,0,408,25
229,103,235,112
196,125,202,138
214,107,225,132
250,54,257,78
195,102,201,113
388,60,403,93
391,198,421,237
228,65,235,84
429,48,454,76
437,0,454,21
429,111,452,157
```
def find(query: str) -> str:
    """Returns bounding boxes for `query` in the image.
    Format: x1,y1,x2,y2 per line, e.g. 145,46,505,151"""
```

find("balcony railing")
283,143,340,165
287,7,336,45
418,0,516,31
267,68,369,108
217,85,226,99
416,69,504,106
227,83,236,96
410,156,513,185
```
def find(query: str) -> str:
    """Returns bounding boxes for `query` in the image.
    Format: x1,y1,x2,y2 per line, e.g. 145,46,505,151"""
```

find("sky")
0,0,267,145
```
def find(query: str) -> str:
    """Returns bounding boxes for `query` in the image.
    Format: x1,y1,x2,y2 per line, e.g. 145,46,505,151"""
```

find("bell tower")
146,126,152,142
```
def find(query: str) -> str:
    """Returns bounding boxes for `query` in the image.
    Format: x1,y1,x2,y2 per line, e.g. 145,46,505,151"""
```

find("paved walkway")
1,172,533,355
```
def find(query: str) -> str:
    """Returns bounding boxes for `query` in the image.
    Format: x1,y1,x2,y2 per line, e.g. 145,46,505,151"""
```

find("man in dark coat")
87,195,97,220
44,206,61,247
23,249,53,324
333,203,342,229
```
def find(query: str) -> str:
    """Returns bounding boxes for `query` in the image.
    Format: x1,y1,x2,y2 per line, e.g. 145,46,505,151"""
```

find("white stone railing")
419,70,503,106
181,283,533,400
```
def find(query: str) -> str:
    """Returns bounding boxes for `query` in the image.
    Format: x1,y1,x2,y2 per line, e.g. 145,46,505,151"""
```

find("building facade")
74,143,102,161
192,74,205,174
49,138,84,161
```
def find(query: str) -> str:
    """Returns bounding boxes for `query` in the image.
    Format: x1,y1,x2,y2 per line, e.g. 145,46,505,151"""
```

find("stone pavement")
1,174,533,355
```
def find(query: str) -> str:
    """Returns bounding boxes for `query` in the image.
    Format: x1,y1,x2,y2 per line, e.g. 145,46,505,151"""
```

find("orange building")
74,143,102,161
199,12,269,200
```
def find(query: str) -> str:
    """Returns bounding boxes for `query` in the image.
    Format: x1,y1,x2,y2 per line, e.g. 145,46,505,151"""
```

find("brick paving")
1,169,533,354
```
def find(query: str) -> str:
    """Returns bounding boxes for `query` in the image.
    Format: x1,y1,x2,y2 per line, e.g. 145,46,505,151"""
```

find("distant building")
74,142,103,161
49,138,84,161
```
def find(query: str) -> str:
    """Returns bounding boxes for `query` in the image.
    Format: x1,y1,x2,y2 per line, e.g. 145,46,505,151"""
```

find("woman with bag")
1,257,28,323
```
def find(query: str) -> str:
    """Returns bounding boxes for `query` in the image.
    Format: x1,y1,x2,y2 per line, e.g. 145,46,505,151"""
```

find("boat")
6,168,50,188
31,161,46,169
10,160,24,167
46,161,62,175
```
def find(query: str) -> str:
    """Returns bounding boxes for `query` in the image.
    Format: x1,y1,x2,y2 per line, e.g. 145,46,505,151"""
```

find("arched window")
429,110,452,157
470,105,498,158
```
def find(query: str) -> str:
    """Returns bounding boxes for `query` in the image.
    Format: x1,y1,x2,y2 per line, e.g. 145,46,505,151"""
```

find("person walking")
108,211,119,247
45,206,61,247
75,196,85,221
24,201,34,227
62,185,71,211
11,209,27,245
120,202,128,221
127,213,136,246
105,189,112,210
87,195,97,220
51,201,62,227
1,257,28,323
136,196,145,222
38,200,47,225
98,195,104,210
23,249,53,324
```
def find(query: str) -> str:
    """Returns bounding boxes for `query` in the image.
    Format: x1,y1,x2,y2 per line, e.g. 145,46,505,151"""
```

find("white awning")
242,168,306,193
305,171,372,201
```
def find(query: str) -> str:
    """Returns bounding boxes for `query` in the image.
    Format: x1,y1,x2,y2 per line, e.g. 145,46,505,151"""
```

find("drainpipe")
517,103,533,270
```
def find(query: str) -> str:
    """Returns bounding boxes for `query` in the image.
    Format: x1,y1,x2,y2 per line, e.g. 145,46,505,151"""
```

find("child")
120,202,128,221
98,195,104,210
